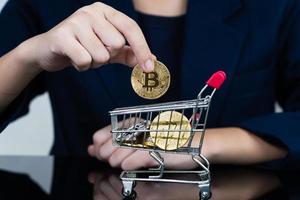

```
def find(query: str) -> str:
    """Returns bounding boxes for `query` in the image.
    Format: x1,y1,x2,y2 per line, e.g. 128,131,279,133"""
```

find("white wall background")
0,0,54,155
0,0,5,8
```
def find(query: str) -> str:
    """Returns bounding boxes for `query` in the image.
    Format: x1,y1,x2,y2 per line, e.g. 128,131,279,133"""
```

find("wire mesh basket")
109,71,226,200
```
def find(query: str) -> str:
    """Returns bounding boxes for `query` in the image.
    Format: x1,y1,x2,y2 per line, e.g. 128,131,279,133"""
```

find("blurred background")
0,0,283,155
0,0,53,155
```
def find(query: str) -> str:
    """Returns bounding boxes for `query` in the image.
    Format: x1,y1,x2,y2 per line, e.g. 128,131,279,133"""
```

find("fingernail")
144,59,154,72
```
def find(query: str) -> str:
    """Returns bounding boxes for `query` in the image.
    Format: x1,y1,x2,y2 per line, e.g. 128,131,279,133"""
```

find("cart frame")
109,71,226,200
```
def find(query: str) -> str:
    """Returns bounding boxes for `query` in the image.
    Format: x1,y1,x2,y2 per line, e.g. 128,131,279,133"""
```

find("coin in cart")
131,60,171,99
149,111,191,150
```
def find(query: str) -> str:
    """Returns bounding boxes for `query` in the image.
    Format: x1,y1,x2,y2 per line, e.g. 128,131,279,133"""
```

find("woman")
0,0,299,170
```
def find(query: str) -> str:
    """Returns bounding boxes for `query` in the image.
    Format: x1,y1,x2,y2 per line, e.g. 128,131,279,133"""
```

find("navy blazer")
0,0,300,167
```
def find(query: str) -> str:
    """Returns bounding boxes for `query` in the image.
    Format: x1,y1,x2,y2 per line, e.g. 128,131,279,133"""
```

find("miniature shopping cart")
109,71,226,200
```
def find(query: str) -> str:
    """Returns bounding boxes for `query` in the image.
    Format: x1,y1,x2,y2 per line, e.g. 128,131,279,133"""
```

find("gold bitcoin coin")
123,142,153,148
123,143,145,148
131,60,171,99
149,111,191,150
144,137,155,147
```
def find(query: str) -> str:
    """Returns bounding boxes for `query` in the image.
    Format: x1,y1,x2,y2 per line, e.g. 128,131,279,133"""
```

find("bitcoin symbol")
143,72,159,91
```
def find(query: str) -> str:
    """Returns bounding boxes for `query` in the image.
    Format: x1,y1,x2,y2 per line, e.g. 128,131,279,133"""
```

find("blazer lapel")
180,0,247,126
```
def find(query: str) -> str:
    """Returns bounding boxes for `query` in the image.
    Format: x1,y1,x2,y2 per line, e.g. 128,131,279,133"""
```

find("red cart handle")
206,71,226,89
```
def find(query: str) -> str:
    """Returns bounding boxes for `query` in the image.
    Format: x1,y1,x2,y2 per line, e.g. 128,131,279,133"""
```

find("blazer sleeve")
238,2,300,168
0,0,45,132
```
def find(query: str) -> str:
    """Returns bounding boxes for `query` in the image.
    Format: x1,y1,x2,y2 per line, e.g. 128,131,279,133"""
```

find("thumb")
109,46,156,71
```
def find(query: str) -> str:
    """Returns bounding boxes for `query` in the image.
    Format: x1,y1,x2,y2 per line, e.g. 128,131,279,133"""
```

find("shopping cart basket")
109,71,226,200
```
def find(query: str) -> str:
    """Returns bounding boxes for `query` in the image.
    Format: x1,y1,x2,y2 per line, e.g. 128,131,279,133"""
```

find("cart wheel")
199,191,211,200
122,190,137,200
122,187,131,197
132,181,137,188
122,180,135,197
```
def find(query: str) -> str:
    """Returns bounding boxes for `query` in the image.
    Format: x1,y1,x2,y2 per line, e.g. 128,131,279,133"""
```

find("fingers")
41,2,155,72
75,25,110,68
120,152,197,170
70,10,153,70
121,151,158,170
101,4,154,72
92,17,126,51
60,37,92,71
109,46,157,68
93,125,112,144
109,45,138,67
164,154,198,170
88,122,136,168
108,148,135,168
89,118,160,169
98,138,118,160
89,125,112,158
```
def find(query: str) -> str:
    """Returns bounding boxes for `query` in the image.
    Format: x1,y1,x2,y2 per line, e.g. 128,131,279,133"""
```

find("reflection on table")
0,156,297,200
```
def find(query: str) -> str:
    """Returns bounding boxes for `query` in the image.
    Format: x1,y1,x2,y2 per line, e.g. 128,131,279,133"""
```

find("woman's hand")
88,123,288,170
0,2,154,112
88,124,199,170
19,2,154,72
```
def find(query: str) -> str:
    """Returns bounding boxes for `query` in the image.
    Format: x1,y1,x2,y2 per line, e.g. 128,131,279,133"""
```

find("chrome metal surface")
110,82,218,198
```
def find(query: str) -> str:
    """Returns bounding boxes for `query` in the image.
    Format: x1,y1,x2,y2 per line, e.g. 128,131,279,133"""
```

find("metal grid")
109,71,226,200
110,96,211,156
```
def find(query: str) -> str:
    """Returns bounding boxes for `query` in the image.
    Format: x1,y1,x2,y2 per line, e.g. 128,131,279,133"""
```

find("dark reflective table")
0,156,298,200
